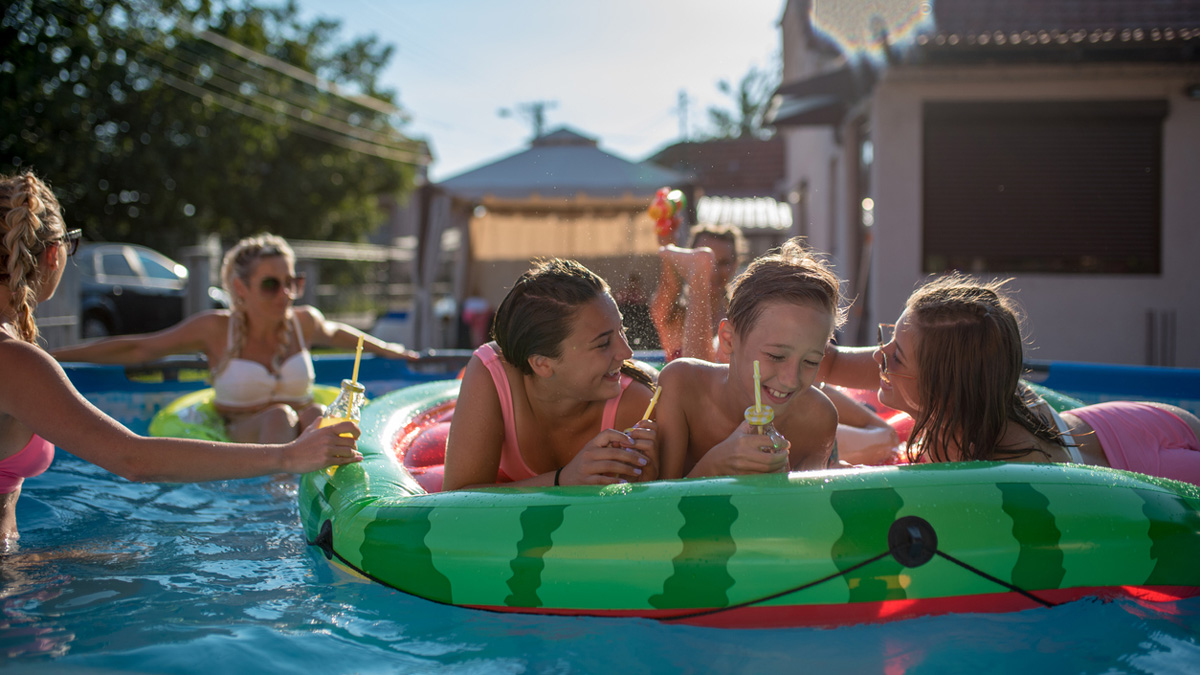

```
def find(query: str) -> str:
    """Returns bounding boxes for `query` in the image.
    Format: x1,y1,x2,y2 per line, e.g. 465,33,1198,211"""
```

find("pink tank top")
0,433,56,493
473,343,631,481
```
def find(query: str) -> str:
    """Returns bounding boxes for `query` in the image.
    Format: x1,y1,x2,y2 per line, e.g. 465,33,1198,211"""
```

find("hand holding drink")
320,336,366,473
746,361,788,468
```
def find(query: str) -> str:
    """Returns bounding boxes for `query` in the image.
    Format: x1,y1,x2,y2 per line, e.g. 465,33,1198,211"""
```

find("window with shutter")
922,100,1165,275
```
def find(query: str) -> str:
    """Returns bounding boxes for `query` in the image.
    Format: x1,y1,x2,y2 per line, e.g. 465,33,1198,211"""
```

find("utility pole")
675,90,689,140
498,100,558,139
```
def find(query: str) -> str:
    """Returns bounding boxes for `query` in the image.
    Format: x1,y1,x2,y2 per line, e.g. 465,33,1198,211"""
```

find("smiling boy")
656,238,846,478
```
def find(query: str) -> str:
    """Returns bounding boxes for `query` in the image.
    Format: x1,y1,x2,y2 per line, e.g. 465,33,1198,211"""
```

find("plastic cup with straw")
642,385,662,421
320,336,367,475
744,360,784,452
321,335,367,435
624,385,661,435
614,383,661,479
351,334,363,385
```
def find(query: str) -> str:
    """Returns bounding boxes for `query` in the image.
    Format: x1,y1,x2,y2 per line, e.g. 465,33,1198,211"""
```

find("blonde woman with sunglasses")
819,274,1200,484
2,172,367,546
53,233,418,444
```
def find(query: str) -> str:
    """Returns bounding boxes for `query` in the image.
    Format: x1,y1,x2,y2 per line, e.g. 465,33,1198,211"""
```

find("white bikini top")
1025,389,1083,463
212,313,315,409
1046,406,1084,463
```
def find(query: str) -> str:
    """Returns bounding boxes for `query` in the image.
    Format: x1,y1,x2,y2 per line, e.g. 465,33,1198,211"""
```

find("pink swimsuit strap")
0,433,56,493
474,343,522,470
472,343,632,481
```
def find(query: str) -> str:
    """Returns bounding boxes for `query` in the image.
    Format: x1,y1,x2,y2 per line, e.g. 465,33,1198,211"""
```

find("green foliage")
704,64,780,140
1,0,420,257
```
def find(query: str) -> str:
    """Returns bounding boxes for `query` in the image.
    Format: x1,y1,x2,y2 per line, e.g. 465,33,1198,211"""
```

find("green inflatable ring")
299,380,1200,629
149,385,342,441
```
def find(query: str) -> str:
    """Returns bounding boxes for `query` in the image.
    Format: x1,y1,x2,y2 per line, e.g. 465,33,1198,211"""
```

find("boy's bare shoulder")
789,384,839,429
658,357,723,388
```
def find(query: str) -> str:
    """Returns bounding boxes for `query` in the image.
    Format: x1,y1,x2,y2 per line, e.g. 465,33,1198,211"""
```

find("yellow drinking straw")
753,360,763,412
351,334,364,384
641,385,662,421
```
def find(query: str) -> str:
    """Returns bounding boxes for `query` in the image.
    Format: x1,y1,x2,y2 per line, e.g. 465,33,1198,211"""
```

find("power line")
28,1,429,166
168,37,406,133
190,27,404,119
158,71,427,165
141,41,424,156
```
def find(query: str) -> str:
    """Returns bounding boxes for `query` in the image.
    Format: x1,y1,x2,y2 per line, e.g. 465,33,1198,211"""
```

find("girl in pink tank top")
443,259,658,490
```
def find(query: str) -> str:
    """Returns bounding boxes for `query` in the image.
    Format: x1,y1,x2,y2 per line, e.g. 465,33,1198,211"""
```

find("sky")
294,0,786,182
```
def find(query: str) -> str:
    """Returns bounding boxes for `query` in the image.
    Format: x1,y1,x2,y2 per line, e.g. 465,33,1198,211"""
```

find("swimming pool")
4,357,1200,671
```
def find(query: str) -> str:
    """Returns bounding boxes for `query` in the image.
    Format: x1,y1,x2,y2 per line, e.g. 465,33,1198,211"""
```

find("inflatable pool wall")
300,380,1200,629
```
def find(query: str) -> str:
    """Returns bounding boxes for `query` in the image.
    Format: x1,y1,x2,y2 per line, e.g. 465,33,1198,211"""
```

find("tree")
704,63,780,140
0,0,423,255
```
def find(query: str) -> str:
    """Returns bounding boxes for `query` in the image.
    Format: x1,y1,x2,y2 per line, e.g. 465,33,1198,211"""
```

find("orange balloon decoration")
648,187,686,238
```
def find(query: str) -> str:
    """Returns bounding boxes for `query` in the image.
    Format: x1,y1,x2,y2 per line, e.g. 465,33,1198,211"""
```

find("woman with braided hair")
819,273,1200,483
1,171,364,547
53,233,419,444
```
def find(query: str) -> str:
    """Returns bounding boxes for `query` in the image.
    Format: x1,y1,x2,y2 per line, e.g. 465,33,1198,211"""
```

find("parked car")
76,242,229,338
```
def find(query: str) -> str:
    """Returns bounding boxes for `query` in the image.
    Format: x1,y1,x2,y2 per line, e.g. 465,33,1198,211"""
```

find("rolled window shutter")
922,100,1165,274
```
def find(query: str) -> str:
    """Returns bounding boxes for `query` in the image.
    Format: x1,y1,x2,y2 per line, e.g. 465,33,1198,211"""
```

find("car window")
101,251,136,277
138,251,183,281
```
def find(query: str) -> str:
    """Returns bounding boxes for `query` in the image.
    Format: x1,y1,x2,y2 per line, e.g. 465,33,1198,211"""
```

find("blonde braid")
273,306,294,372
215,233,297,374
1,172,65,344
214,296,249,377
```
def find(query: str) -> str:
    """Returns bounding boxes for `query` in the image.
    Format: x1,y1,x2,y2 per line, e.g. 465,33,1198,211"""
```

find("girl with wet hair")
54,233,418,444
656,237,846,478
821,273,1200,483
1,171,362,548
442,258,658,490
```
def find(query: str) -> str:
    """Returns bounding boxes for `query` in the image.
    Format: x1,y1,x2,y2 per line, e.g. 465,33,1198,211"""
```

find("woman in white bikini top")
53,234,420,444
212,313,315,410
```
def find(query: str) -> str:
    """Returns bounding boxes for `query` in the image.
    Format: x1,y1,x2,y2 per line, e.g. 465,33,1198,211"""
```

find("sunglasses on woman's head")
259,274,306,296
52,229,82,257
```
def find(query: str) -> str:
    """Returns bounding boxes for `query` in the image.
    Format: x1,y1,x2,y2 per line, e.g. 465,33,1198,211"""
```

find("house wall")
466,210,662,310
783,128,841,257
777,0,876,341
469,211,659,262
868,63,1200,367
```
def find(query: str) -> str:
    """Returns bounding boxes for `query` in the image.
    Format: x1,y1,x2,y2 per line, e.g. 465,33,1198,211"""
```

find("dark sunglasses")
258,274,306,296
52,229,83,257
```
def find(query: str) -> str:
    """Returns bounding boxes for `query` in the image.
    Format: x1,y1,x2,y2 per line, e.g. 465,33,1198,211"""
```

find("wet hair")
726,237,846,338
215,234,297,375
491,258,654,386
903,273,1063,462
688,223,748,266
1,172,66,344
491,258,610,375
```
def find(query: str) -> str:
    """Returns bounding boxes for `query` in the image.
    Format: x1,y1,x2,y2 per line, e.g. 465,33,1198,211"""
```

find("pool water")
5,450,1200,672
